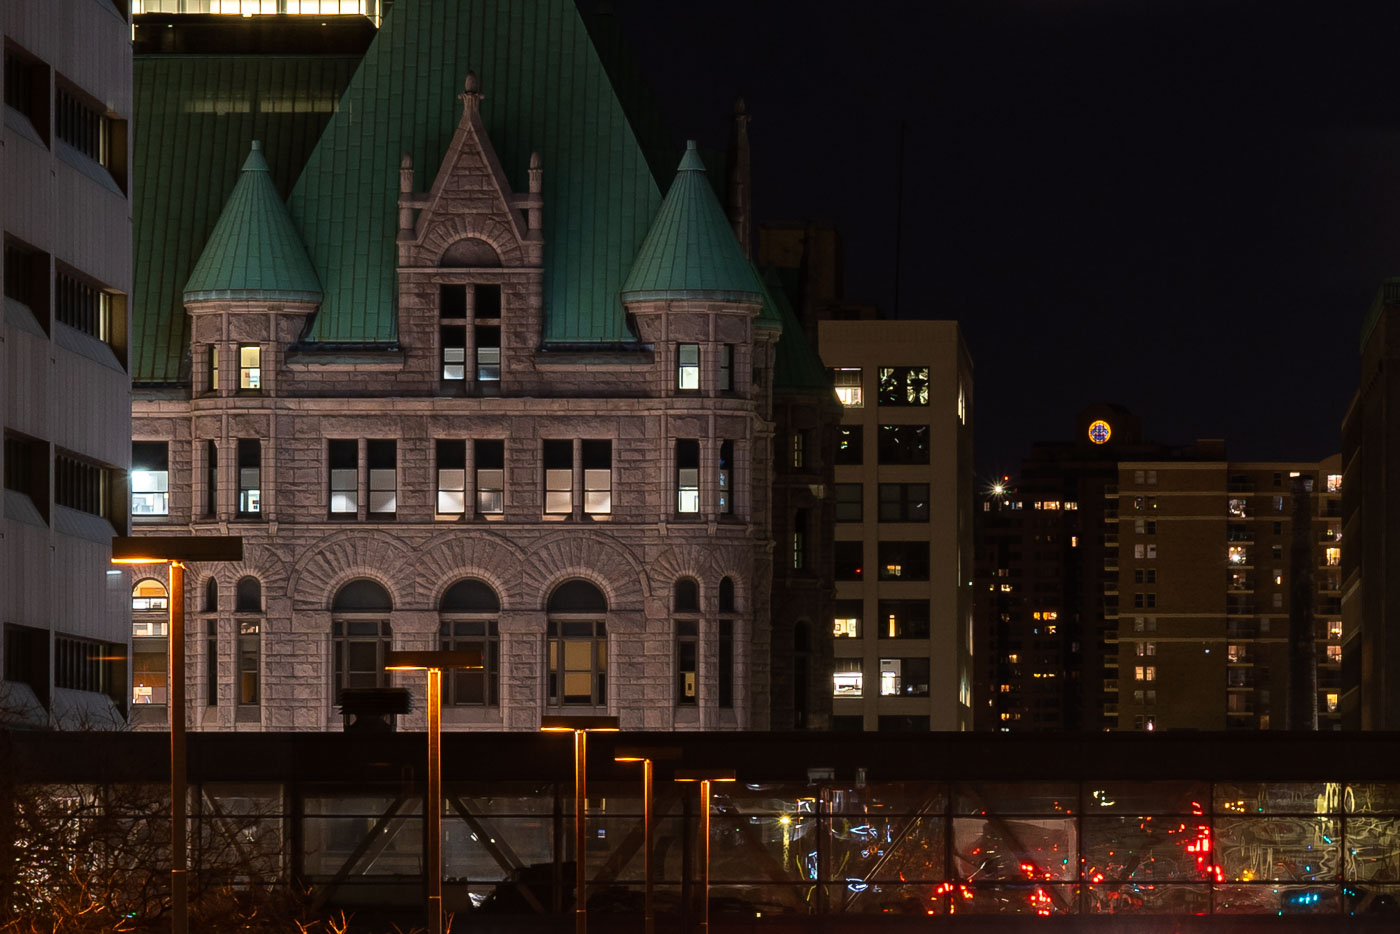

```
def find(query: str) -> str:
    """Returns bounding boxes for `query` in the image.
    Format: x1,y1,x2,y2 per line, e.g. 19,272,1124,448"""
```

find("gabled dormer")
395,72,544,396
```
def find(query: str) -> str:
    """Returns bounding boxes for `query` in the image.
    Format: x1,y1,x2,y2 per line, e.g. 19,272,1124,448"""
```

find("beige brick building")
125,1,825,733
1,0,132,727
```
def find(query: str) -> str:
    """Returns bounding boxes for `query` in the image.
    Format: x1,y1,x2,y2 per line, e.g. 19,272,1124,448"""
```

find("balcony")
1227,620,1260,639
1227,526,1254,544
1226,599,1256,616
1227,479,1255,493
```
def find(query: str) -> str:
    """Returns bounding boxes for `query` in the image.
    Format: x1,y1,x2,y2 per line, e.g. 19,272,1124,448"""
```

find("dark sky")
599,0,1400,475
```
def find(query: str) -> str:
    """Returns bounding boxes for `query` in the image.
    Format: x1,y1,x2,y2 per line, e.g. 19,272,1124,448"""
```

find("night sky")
600,0,1400,476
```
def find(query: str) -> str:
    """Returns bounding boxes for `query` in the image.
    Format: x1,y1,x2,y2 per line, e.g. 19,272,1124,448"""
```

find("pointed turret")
621,141,762,304
183,141,321,304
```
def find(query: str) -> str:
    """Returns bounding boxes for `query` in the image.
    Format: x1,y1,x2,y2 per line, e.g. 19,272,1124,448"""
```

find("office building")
1,0,133,727
820,320,975,731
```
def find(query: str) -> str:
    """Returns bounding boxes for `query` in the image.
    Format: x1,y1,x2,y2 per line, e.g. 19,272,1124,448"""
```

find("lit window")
792,431,805,468
475,440,505,515
238,344,261,390
237,439,261,516
792,509,809,571
131,441,169,516
1325,547,1341,567
435,440,465,516
1327,645,1342,663
208,344,219,392
834,613,860,639
1135,665,1156,681
1326,693,1339,713
547,580,608,707
833,368,863,407
675,602,698,707
957,382,966,424
877,366,929,406
441,326,465,382
718,441,734,515
583,440,611,515
676,439,700,513
833,659,863,697
677,343,700,390
476,325,500,381
131,578,169,613
367,440,396,516
1327,474,1342,493
238,621,260,706
1228,546,1248,566
544,440,573,515
1329,620,1343,639
328,439,358,516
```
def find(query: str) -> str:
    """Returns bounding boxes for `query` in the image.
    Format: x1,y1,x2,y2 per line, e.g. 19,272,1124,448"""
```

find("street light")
540,715,620,934
674,769,736,934
111,535,243,934
384,650,483,934
613,746,680,934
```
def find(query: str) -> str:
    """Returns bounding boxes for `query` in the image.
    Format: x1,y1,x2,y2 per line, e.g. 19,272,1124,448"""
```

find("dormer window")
440,283,503,390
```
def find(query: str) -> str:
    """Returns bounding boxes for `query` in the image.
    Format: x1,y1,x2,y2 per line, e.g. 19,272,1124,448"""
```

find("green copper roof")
184,141,321,303
620,141,763,305
132,54,360,383
765,267,832,393
289,0,665,344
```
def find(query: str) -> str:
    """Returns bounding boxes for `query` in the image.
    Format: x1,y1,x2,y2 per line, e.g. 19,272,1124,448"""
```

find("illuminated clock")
1088,420,1111,445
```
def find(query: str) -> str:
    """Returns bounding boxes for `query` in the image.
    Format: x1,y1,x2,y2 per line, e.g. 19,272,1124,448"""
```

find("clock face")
1088,420,1111,445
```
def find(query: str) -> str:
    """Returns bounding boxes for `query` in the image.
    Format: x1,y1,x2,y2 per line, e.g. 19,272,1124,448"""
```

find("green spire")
620,140,762,304
183,141,322,304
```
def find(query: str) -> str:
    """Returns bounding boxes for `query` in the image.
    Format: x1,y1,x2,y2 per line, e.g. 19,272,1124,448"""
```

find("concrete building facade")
1,0,133,727
819,320,974,731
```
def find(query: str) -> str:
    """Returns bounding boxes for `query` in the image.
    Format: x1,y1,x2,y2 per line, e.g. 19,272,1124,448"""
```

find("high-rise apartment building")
1,0,133,727
820,320,974,731
125,0,833,733
1113,457,1343,731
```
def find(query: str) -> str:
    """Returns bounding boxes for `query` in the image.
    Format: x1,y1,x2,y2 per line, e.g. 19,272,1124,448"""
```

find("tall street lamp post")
541,715,620,934
384,650,483,934
111,535,243,934
674,769,736,934
613,746,680,934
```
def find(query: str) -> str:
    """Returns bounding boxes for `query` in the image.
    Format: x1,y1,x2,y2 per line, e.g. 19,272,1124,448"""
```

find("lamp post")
614,746,680,934
674,769,736,934
541,715,620,934
384,650,484,934
112,535,243,934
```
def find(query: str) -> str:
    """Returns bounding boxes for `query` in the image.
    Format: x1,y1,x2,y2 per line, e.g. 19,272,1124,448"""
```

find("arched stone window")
235,576,262,613
718,577,736,709
719,577,736,613
331,579,393,701
546,579,607,707
131,579,169,707
673,578,700,613
673,579,700,706
203,577,219,613
439,579,500,706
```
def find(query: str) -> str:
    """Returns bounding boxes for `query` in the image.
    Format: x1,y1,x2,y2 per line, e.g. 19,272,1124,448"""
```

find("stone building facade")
128,23,800,732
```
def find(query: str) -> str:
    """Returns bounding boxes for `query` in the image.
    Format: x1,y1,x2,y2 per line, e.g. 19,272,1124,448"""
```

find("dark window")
543,440,573,515
56,83,104,162
54,634,121,698
238,621,259,706
5,239,50,329
718,618,733,709
834,541,863,580
835,483,862,522
203,578,219,612
548,579,607,613
878,425,930,465
719,344,734,392
331,580,393,701
831,715,864,732
878,657,930,697
877,715,930,732
676,439,700,514
793,621,811,729
237,440,261,516
718,440,734,515
5,46,49,143
476,440,505,514
440,579,501,706
436,440,466,516
878,541,930,581
4,432,48,518
332,579,393,612
792,431,806,469
877,366,929,406
836,426,863,465
3,624,46,692
205,441,218,517
675,619,698,705
582,440,611,515
474,283,501,318
329,440,358,516
793,508,809,571
877,600,931,638
878,483,929,522
719,577,736,613
440,284,467,318
674,579,700,613
54,452,109,518
206,618,218,707
55,266,110,341
235,577,261,613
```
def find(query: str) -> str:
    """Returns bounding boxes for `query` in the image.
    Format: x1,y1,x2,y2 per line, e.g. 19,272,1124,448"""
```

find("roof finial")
459,70,484,119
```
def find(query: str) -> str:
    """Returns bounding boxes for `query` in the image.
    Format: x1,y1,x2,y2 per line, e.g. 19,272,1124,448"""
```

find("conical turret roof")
184,141,321,303
620,141,762,304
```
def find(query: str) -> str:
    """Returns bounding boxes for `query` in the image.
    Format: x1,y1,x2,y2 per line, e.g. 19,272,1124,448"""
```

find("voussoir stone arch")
410,530,527,609
196,541,290,601
290,531,415,611
523,531,646,611
649,544,722,590
424,216,523,267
